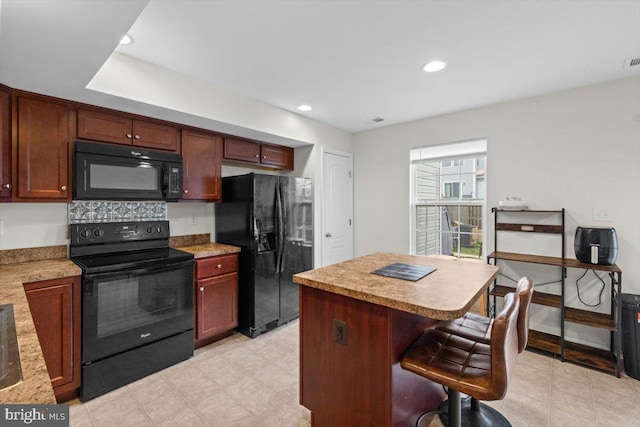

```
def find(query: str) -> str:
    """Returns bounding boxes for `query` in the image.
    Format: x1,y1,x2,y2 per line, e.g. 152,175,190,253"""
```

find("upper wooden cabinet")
261,144,294,169
223,137,260,164
0,86,10,199
77,109,179,152
181,130,222,201
223,137,294,170
14,95,72,200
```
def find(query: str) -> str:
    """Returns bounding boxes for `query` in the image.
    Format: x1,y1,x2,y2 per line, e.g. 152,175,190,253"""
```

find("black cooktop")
71,247,194,274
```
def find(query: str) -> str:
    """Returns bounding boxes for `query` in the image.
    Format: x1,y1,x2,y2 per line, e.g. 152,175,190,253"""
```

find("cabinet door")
0,87,10,198
16,97,70,199
261,144,294,169
223,137,260,164
132,120,179,152
195,273,238,340
24,277,81,396
181,130,222,201
77,109,132,145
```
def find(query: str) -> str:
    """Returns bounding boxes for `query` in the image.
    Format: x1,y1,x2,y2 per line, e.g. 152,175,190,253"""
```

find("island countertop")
293,252,499,320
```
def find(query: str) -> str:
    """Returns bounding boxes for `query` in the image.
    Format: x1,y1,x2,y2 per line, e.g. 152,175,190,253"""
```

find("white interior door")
322,150,353,266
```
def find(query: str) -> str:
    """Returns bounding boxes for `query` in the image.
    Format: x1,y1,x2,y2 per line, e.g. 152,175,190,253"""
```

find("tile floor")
68,320,640,427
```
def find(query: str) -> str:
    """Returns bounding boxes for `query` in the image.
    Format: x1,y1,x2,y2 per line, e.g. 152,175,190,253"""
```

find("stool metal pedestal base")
438,397,511,427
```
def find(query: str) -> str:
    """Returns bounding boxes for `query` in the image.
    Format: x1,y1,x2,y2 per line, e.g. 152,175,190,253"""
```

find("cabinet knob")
184,189,189,194
2,183,11,189
126,133,132,139
134,135,141,140
199,287,204,292
255,154,260,158
263,156,267,159
61,185,67,191
217,264,222,269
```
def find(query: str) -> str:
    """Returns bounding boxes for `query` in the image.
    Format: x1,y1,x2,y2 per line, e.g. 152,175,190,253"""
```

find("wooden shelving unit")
488,208,622,376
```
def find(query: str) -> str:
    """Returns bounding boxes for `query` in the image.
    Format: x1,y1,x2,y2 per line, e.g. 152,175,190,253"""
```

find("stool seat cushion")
435,312,492,344
401,329,502,401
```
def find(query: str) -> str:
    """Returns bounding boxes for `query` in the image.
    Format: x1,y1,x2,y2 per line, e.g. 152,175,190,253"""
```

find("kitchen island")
293,252,499,427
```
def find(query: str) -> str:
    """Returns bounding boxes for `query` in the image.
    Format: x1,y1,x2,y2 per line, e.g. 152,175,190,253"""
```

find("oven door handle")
83,259,194,281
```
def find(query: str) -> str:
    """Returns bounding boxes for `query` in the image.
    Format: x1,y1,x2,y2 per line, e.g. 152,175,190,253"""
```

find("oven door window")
83,261,193,363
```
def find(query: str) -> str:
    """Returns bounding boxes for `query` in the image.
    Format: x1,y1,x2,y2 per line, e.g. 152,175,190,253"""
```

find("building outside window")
410,139,487,259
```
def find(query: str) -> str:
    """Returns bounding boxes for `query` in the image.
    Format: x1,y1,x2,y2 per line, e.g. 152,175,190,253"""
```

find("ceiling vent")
624,56,640,70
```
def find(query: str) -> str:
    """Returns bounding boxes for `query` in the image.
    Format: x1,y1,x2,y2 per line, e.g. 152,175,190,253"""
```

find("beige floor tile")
87,393,152,427
152,409,208,427
547,406,596,427
224,376,290,417
517,350,554,372
69,403,95,427
549,388,596,419
191,390,252,426
589,368,637,397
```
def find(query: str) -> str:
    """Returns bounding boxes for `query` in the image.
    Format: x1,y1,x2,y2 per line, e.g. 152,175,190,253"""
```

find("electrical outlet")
592,208,610,222
333,319,347,346
190,213,198,226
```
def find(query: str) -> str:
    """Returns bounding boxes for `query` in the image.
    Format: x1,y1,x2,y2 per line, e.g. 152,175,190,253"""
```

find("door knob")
325,232,332,238
61,185,67,191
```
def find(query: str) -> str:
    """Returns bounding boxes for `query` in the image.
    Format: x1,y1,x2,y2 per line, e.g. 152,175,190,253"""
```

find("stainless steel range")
69,220,194,401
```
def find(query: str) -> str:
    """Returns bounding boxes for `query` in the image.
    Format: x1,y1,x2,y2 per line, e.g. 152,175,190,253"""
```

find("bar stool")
435,277,534,352
401,292,521,427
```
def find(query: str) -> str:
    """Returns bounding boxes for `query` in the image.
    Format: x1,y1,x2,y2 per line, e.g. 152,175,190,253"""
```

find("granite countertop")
176,242,241,258
293,252,499,320
0,257,81,404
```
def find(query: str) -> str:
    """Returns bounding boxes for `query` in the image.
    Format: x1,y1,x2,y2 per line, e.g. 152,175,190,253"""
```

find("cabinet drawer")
196,254,238,279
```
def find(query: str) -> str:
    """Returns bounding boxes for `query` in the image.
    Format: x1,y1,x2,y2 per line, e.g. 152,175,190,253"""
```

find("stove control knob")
93,228,104,238
147,226,154,234
156,226,163,234
80,229,91,238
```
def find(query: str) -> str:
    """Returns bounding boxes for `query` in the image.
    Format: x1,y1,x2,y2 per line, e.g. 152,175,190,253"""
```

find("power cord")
575,269,606,307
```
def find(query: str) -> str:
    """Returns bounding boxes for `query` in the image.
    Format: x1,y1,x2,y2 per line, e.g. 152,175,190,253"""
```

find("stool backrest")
489,292,520,400
516,277,534,353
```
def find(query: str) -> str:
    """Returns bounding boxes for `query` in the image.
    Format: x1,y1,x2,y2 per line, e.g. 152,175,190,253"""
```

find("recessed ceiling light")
297,105,312,112
423,60,446,73
120,34,134,45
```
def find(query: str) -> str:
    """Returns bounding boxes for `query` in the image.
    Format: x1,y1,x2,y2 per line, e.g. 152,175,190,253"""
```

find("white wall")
353,76,640,349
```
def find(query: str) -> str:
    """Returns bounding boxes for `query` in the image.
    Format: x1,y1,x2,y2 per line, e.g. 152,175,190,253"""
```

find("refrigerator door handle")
276,183,284,273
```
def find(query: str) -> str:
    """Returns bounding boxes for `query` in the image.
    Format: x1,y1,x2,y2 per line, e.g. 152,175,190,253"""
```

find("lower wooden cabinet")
24,276,81,402
195,254,239,346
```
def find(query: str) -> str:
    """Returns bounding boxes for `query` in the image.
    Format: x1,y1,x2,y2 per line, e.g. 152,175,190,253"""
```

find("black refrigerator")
215,173,313,338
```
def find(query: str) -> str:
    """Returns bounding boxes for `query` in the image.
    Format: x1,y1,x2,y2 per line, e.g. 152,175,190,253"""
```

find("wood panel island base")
293,253,499,427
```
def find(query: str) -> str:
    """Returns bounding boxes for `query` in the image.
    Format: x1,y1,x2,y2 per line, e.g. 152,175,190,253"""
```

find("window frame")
409,140,487,259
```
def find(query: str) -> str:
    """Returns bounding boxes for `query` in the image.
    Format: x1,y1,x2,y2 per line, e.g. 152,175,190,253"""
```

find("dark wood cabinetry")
181,130,222,201
194,254,239,346
14,95,72,201
223,137,294,170
77,109,179,152
488,208,622,376
24,276,81,402
0,86,10,199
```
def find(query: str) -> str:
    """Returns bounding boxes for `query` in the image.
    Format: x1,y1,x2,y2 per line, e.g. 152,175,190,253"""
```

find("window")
410,140,487,259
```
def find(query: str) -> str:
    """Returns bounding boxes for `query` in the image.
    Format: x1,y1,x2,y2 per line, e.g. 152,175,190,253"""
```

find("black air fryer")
574,226,618,265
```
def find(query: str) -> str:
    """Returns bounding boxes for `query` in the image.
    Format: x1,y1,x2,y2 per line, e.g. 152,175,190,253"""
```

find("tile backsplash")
68,201,167,224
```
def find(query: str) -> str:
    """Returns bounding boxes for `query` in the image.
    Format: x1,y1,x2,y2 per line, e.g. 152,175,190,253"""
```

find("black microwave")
73,141,183,201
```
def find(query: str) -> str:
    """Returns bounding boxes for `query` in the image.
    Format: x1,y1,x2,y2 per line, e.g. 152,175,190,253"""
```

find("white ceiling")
1,0,640,134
